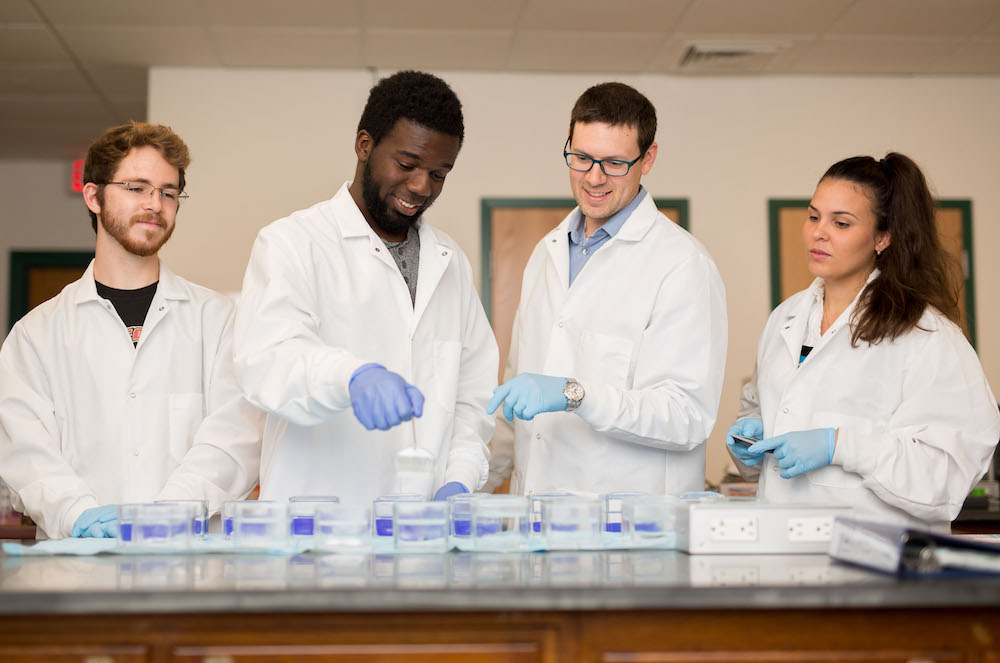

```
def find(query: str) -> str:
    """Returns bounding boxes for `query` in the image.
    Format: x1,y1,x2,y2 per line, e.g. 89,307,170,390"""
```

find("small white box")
678,500,853,554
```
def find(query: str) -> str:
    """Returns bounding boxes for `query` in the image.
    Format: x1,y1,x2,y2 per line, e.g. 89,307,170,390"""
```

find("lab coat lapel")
412,223,453,327
779,293,813,366
544,213,573,292
136,262,189,351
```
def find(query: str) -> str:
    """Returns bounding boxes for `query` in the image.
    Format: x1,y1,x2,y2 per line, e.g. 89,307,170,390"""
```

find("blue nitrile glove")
72,505,119,538
433,482,469,501
725,418,766,467
349,363,425,431
749,428,836,479
485,373,568,422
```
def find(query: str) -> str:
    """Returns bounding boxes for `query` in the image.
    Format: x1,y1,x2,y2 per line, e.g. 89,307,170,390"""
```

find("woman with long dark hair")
727,153,1000,530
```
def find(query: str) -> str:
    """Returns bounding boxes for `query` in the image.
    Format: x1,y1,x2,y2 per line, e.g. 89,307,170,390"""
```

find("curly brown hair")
83,121,191,232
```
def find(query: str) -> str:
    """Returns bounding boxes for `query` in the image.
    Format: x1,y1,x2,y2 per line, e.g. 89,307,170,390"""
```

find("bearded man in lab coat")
0,122,264,539
486,83,728,496
234,71,498,507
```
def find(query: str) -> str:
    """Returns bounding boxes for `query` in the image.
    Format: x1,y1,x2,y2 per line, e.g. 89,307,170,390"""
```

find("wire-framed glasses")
104,181,189,209
563,137,644,177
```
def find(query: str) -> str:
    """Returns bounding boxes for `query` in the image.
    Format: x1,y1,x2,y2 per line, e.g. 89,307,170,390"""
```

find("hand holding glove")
71,505,119,538
433,482,469,501
749,428,836,479
725,418,766,467
349,363,425,431
485,373,567,422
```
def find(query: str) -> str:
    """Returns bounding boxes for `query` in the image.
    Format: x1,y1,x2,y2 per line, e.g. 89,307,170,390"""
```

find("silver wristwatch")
563,378,585,412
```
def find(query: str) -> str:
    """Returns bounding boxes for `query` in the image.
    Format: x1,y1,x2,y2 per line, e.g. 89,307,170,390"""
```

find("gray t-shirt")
382,224,420,306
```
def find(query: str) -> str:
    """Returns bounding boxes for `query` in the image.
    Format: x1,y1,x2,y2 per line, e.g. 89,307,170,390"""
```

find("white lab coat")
733,278,1000,530
233,183,498,507
486,193,728,496
0,262,264,539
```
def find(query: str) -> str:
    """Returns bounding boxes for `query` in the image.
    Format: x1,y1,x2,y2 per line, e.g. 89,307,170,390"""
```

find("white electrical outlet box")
678,501,854,554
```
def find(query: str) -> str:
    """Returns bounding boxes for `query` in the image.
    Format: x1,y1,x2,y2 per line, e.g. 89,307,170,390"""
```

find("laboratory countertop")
2,547,999,616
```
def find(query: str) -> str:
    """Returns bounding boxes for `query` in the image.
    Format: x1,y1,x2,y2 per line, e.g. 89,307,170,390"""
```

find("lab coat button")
158,306,164,312
129,392,136,399
557,320,565,328
536,434,541,440
441,251,447,256
133,449,140,456
375,247,380,252
782,407,789,414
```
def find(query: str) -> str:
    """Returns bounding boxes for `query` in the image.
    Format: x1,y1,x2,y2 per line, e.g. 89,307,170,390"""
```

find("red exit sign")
71,158,84,193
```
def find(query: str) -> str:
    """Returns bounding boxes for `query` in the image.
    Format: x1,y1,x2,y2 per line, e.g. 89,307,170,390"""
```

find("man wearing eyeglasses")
485,82,728,497
0,121,263,538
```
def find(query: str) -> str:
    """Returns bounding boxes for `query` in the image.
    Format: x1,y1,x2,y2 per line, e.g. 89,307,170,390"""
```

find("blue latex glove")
72,505,119,538
485,373,567,422
433,482,469,501
749,428,836,479
349,363,424,431
725,418,766,467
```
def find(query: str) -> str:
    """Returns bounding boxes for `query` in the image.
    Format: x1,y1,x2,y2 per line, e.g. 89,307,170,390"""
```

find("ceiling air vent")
678,42,784,73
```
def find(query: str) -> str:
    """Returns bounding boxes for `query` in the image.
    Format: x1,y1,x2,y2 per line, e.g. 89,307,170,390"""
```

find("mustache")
131,213,166,228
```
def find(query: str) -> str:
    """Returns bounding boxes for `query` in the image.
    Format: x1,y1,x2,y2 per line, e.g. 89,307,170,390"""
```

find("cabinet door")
0,645,147,662
172,642,540,662
600,651,959,662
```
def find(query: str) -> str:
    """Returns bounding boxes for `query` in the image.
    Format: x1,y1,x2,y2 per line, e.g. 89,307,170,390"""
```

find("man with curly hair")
235,71,497,507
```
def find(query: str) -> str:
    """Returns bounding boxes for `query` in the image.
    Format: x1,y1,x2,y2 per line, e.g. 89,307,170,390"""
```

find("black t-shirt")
95,281,158,346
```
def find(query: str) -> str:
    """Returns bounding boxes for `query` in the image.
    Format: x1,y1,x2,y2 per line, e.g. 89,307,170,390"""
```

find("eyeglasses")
103,181,189,208
563,137,644,177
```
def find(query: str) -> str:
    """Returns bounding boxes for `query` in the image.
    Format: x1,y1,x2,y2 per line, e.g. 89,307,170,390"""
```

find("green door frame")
480,197,689,324
767,199,976,348
9,250,94,331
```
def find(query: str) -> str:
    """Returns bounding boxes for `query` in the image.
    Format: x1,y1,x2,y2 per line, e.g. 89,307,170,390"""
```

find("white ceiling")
2,0,999,159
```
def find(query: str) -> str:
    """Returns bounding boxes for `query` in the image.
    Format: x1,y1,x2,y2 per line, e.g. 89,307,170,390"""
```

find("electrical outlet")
709,516,757,542
711,566,760,586
787,516,835,542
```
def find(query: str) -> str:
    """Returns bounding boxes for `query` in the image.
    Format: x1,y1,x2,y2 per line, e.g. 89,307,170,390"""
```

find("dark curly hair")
357,70,464,148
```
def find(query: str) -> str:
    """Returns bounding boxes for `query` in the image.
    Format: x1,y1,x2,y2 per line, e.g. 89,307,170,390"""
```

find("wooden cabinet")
0,645,147,662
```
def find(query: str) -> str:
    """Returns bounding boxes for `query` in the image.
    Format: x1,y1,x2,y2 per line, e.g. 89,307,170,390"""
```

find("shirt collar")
569,186,647,247
74,259,189,304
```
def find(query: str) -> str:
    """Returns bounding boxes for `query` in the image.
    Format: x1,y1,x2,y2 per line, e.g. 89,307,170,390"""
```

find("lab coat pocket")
577,329,634,388
805,411,870,489
432,340,462,413
168,393,204,463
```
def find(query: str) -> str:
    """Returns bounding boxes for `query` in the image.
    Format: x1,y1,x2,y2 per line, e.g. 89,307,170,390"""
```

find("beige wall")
149,68,1000,485
0,160,96,331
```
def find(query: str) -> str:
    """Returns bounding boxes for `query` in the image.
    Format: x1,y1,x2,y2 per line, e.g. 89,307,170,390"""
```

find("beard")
100,209,174,258
361,159,424,237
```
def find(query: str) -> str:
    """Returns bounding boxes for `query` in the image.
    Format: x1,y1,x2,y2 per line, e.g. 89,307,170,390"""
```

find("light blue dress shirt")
568,187,647,286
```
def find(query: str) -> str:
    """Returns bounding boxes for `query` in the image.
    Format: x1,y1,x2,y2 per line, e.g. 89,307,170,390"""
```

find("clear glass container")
222,500,239,540
230,500,287,548
118,503,193,548
448,492,480,538
155,499,208,538
621,494,680,548
601,492,644,534
540,495,602,548
372,493,422,539
470,495,531,552
312,502,371,552
392,501,450,553
288,495,340,537
527,491,571,534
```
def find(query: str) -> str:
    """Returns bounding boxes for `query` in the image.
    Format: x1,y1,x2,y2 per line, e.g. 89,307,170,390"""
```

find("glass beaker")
288,495,340,537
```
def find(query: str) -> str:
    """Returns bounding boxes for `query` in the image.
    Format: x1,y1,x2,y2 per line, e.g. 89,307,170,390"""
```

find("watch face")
565,381,584,402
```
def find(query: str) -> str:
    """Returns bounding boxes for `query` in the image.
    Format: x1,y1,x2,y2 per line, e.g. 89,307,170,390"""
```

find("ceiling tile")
790,37,966,73
58,27,220,66
365,29,512,69
0,63,90,94
34,0,203,26
518,0,689,33
0,0,40,22
509,31,666,72
984,16,1000,36
675,0,854,35
928,38,1000,73
364,0,525,30
0,24,69,63
828,0,1000,37
108,96,148,123
211,27,362,67
199,0,363,28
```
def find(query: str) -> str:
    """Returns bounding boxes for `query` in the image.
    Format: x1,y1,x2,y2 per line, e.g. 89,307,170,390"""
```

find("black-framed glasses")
103,181,189,208
563,137,644,177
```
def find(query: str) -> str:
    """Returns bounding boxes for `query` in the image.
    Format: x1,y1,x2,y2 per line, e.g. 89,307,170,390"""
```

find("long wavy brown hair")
821,153,961,346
